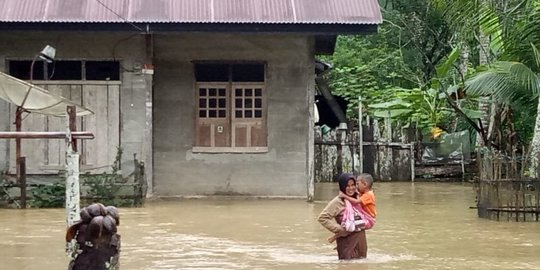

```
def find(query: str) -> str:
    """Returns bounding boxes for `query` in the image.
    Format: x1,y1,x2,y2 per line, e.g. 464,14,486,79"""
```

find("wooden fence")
314,116,415,182
476,151,540,221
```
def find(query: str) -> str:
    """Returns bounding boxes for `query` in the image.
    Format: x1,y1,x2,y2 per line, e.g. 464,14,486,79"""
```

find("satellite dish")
0,71,93,117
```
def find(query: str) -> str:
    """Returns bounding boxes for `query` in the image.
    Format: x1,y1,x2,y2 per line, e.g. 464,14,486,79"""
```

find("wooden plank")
82,85,98,167
197,123,212,147
95,85,110,172
235,125,247,147
107,85,120,167
33,80,121,85
45,85,68,167
192,146,268,153
70,85,83,131
214,122,230,147
251,123,265,147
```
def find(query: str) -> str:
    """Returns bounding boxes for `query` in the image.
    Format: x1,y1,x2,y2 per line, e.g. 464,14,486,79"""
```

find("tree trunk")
476,30,492,147
528,96,540,177
449,42,469,132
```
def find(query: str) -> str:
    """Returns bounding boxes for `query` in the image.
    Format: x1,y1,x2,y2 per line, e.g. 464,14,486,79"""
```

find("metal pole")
358,96,363,173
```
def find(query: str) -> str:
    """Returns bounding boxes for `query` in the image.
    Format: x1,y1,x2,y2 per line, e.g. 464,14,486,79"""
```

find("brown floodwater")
1,182,539,270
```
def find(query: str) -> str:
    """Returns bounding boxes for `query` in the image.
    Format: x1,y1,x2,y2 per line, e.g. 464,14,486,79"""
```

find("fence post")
17,157,26,208
410,143,415,182
358,96,363,173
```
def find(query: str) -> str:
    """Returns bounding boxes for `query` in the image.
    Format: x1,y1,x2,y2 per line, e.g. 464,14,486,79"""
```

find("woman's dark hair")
337,173,356,193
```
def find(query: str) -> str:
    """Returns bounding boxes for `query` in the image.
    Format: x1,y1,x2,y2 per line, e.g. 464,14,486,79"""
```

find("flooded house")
0,0,381,198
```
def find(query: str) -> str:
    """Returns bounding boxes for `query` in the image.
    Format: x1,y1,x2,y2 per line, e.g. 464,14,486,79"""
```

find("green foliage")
368,87,451,133
29,182,65,208
82,147,131,207
324,1,454,121
325,24,418,116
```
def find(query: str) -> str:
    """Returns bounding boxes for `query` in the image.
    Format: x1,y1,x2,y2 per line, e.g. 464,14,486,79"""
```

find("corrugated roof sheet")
0,0,382,24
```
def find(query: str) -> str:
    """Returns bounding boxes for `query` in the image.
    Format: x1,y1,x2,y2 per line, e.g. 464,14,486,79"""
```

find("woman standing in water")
318,173,368,259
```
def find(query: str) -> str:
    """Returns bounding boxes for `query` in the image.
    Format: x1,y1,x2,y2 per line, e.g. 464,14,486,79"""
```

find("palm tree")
434,0,540,174
466,54,540,175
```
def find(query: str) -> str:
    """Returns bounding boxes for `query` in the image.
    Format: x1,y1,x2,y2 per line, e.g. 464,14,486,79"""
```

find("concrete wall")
0,31,315,197
0,32,151,180
153,33,314,197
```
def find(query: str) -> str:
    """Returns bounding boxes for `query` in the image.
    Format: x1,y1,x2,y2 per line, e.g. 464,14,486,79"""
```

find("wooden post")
17,157,26,208
14,107,27,208
358,96,363,173
384,113,392,180
144,33,154,198
67,106,77,152
410,142,415,182
65,107,80,228
461,143,465,182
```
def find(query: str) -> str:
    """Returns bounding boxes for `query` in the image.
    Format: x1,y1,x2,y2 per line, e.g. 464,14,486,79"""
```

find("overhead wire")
93,0,146,33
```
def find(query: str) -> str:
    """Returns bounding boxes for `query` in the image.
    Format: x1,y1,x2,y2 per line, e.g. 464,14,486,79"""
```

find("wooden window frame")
193,63,268,153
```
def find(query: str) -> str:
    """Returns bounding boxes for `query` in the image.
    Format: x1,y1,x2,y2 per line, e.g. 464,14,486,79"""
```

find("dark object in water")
66,203,121,270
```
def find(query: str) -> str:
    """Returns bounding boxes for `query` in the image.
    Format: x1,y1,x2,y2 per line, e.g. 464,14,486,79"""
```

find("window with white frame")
193,63,267,152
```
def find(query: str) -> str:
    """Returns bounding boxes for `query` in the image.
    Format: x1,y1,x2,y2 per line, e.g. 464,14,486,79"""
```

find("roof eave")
0,22,378,35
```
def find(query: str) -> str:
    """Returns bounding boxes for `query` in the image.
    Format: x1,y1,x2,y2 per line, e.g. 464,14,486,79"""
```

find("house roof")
0,0,382,54
0,0,382,25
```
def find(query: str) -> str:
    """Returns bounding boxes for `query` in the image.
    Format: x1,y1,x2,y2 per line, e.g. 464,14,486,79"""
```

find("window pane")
232,64,265,82
245,110,253,118
85,61,119,80
218,88,226,96
244,99,252,108
218,98,226,108
254,98,262,108
195,64,229,82
209,88,217,96
255,88,262,96
218,110,226,118
235,88,243,97
254,110,262,118
209,98,217,108
47,61,82,80
199,110,207,117
235,98,242,108
199,98,207,108
8,60,44,80
245,88,253,96
209,110,217,118
235,110,242,118
199,88,207,96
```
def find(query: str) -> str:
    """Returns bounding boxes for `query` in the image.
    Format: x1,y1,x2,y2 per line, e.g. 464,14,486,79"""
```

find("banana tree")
368,47,483,139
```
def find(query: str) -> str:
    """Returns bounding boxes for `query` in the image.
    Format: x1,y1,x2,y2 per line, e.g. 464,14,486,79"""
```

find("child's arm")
338,191,361,204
